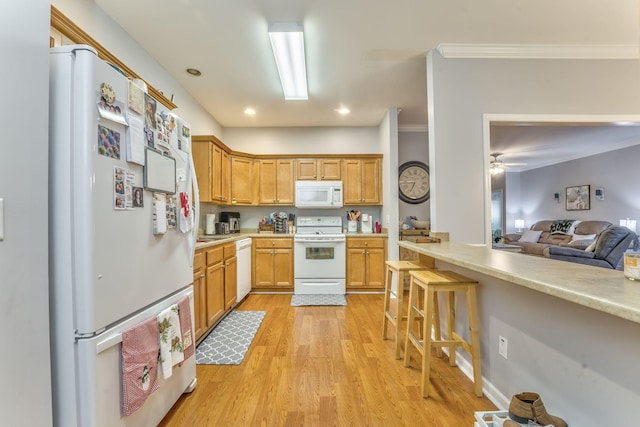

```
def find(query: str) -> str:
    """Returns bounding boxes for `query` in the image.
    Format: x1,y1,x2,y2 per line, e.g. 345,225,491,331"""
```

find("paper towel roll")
205,214,216,235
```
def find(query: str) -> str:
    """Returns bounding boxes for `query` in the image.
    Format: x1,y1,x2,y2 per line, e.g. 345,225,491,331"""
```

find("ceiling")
490,123,640,172
93,0,637,129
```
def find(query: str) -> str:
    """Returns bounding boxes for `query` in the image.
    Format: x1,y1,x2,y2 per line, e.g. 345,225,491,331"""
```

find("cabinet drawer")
206,246,224,266
223,242,236,259
254,237,293,249
194,250,205,270
347,238,385,249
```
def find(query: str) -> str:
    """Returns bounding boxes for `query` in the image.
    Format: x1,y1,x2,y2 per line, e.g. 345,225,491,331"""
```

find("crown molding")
437,43,640,60
398,124,428,133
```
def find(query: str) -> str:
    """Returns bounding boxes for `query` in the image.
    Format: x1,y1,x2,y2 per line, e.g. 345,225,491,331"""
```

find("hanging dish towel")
178,296,194,360
121,317,160,416
158,304,184,379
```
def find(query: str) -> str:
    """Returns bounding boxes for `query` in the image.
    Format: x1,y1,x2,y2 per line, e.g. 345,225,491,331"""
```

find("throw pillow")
571,233,597,242
550,219,575,234
519,229,543,243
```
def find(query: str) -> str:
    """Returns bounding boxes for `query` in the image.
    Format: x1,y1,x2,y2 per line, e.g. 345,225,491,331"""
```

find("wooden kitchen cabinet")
192,138,213,202
296,158,341,180
193,250,206,342
343,158,381,205
258,159,294,205
212,144,230,203
205,246,225,330
230,155,255,205
346,237,387,290
252,237,293,290
222,242,237,309
194,243,237,344
192,135,230,204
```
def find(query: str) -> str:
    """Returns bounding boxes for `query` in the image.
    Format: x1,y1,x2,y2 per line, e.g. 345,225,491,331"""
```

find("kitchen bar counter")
398,240,640,324
398,240,640,426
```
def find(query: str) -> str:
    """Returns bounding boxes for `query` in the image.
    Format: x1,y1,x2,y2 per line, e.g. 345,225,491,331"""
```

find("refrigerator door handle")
188,148,199,268
95,332,123,355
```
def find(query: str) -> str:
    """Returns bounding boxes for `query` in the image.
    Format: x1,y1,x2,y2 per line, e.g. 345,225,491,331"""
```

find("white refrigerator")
49,45,199,427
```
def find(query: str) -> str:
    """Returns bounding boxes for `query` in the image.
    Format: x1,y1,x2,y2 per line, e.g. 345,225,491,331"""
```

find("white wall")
0,1,52,425
427,49,640,243
518,144,640,227
52,0,222,136
221,126,379,154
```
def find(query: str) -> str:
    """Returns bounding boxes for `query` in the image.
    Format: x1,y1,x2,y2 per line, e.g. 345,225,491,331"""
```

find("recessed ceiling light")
186,68,202,76
244,108,256,116
336,107,350,115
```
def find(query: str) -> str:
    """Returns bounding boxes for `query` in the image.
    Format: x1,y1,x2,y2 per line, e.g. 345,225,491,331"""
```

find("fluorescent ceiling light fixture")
268,22,308,100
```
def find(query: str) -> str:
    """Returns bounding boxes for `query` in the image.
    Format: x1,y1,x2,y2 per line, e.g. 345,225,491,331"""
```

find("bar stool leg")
432,291,442,358
382,263,392,339
403,276,417,368
394,271,406,359
467,284,483,397
422,286,435,397
446,290,457,366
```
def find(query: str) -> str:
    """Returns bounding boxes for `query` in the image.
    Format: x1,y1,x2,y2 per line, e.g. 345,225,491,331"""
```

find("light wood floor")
159,293,497,426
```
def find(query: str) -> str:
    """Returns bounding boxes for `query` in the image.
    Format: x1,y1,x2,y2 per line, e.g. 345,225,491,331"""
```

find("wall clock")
398,161,430,204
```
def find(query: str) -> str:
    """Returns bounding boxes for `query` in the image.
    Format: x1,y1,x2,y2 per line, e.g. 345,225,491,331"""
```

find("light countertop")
398,240,640,325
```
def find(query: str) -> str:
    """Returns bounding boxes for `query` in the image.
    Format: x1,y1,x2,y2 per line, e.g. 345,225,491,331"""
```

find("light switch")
0,198,4,241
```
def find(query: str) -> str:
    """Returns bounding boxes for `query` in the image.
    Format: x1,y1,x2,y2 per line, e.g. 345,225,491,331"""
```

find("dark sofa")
546,226,639,270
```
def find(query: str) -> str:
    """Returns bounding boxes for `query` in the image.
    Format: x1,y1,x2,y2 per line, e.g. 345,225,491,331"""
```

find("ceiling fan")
489,153,527,175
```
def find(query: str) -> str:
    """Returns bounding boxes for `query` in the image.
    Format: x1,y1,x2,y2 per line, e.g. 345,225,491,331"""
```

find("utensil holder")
347,220,358,233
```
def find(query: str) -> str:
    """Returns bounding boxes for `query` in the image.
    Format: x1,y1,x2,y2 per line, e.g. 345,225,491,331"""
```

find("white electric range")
293,216,346,294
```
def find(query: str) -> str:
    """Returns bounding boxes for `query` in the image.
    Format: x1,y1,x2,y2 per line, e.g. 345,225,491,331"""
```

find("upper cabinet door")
230,155,255,205
258,159,294,205
343,158,381,205
192,139,212,202
319,159,341,180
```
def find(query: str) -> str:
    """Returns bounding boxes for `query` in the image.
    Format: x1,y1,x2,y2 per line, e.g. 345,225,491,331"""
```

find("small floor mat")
196,310,266,365
290,294,347,306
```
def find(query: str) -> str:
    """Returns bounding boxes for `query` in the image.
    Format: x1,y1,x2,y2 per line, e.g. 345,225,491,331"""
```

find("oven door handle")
294,237,346,243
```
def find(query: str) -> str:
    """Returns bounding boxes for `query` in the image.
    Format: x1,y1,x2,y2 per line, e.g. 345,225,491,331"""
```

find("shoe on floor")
508,392,568,427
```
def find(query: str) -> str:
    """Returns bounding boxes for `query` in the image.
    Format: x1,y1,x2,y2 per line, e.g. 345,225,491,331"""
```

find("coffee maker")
220,212,240,233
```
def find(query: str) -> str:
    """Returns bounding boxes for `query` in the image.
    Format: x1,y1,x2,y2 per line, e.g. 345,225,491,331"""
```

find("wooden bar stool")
403,270,483,398
382,260,434,359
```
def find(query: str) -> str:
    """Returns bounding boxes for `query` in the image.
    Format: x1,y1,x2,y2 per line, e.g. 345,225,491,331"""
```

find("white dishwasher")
235,238,252,302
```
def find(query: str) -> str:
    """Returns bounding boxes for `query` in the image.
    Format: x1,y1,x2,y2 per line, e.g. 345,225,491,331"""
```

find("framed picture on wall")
566,185,590,211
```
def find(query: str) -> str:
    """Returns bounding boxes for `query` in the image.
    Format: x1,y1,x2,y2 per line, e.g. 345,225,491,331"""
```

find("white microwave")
295,181,343,209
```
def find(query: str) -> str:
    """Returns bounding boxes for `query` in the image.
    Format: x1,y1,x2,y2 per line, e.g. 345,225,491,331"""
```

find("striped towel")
121,317,160,416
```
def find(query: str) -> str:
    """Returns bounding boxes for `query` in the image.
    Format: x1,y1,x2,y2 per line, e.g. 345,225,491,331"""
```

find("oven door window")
305,247,334,260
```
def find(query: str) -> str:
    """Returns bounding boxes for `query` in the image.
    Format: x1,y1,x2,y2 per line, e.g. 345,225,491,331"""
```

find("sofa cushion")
519,229,542,243
531,220,554,232
538,231,571,245
559,239,595,250
574,220,612,236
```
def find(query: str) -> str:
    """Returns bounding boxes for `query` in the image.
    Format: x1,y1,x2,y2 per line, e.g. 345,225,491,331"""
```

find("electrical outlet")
498,336,508,359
